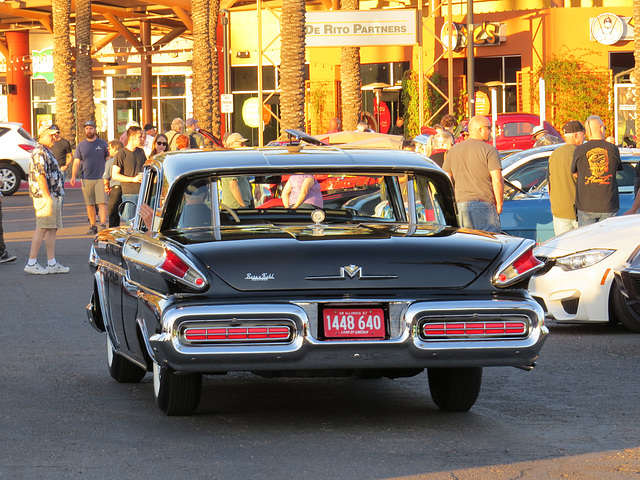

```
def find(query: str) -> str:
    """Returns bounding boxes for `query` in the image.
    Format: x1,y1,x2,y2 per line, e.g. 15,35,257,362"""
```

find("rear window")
502,122,535,138
167,173,455,229
17,127,34,142
0,127,9,139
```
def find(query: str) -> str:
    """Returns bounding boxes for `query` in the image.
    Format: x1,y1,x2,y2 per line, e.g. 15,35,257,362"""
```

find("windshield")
167,173,454,229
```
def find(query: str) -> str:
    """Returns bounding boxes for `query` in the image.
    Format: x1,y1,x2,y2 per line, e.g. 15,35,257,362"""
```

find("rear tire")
107,334,147,383
610,283,640,332
428,367,483,412
153,363,202,416
0,163,21,196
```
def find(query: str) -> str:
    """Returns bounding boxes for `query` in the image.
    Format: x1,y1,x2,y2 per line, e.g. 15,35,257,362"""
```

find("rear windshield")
167,173,455,229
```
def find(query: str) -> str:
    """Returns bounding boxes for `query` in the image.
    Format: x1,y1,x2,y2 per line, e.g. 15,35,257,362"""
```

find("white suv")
0,122,37,195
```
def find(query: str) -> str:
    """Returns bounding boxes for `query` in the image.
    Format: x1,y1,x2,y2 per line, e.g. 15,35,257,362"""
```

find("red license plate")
322,307,386,339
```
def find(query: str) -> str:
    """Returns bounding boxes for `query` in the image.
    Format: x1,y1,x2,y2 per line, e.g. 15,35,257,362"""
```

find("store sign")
440,22,506,52
590,14,630,45
305,10,417,47
31,48,54,84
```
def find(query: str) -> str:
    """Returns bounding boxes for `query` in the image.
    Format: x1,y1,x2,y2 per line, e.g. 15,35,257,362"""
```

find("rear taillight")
19,144,35,152
493,242,544,287
184,325,292,343
422,320,527,338
157,248,206,289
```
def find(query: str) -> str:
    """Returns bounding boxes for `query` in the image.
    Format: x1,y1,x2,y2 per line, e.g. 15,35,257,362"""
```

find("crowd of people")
0,116,253,275
0,109,633,274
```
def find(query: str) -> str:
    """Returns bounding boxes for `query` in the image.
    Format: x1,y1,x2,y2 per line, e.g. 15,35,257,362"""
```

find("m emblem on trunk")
306,264,398,281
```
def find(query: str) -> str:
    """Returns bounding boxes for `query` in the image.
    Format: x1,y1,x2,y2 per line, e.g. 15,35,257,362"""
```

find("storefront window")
160,75,185,96
114,76,143,99
160,98,186,133
115,99,143,136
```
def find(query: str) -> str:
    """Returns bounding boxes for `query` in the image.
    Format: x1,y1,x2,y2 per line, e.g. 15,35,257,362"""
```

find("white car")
0,122,37,195
530,215,640,331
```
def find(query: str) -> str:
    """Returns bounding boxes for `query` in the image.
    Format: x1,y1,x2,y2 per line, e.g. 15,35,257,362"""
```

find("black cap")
563,120,585,134
84,120,96,127
144,123,155,131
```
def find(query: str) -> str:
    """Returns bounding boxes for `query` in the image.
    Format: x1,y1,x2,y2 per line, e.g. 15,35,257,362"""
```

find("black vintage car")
86,145,548,415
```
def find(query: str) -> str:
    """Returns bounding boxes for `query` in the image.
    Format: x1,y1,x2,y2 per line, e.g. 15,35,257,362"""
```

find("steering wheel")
220,203,240,223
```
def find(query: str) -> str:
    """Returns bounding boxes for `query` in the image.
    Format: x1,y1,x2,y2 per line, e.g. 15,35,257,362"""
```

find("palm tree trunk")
52,0,75,147
340,0,362,132
279,0,306,134
192,0,213,139
209,0,222,137
634,0,640,141
75,0,95,139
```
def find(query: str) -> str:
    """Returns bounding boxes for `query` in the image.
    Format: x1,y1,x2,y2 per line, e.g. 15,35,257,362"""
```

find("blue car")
500,145,640,243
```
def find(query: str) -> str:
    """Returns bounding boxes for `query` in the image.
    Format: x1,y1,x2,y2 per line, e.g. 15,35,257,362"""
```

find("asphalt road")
1,186,639,479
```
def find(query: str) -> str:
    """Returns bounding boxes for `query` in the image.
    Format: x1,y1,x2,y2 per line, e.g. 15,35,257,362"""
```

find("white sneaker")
47,262,70,274
24,263,49,275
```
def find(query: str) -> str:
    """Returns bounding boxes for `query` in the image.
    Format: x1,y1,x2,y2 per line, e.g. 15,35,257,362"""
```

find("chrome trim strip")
136,317,156,364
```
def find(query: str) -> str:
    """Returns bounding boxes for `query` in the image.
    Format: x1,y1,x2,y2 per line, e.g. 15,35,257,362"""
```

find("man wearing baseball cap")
24,124,69,274
186,118,205,149
71,119,110,234
548,120,585,235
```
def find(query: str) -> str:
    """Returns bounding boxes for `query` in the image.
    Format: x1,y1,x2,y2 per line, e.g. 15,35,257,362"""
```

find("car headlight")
554,249,615,271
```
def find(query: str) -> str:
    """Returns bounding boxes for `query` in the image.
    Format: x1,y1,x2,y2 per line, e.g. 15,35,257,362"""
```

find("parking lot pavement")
1,184,640,479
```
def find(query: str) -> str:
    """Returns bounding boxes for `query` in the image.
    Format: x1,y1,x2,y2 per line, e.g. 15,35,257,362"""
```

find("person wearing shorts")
24,124,69,275
71,120,109,234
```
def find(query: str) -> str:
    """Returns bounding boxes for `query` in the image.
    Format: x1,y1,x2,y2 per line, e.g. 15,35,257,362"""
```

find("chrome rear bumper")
149,298,548,373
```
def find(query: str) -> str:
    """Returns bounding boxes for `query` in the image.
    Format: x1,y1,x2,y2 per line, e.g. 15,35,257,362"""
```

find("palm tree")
191,0,213,138
75,0,95,139
52,0,75,146
279,0,306,134
634,0,640,141
340,0,362,131
209,0,222,137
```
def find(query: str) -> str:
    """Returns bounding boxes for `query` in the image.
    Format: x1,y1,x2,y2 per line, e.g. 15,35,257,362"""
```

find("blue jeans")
577,210,617,227
457,201,501,233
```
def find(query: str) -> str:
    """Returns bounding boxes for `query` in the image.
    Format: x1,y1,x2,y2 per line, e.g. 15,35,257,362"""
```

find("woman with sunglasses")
150,134,170,157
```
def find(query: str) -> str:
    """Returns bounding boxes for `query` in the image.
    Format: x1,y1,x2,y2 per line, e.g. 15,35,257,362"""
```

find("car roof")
149,146,447,185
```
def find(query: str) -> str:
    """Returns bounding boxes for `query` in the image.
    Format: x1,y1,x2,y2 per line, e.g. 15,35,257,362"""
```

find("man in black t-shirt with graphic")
571,115,622,227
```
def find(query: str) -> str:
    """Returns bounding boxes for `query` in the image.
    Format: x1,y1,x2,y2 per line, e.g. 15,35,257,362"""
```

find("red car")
490,113,561,151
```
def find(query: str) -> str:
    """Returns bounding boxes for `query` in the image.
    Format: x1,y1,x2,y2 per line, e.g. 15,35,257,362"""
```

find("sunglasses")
156,142,167,146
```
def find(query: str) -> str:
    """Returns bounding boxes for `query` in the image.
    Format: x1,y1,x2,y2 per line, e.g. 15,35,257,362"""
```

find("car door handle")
130,243,141,252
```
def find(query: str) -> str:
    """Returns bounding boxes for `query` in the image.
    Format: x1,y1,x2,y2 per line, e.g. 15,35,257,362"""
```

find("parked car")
530,215,640,332
490,113,562,151
0,122,37,196
500,145,640,243
613,245,640,332
86,142,548,415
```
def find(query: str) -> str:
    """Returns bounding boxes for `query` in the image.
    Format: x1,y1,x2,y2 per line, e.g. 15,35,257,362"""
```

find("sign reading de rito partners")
305,10,417,47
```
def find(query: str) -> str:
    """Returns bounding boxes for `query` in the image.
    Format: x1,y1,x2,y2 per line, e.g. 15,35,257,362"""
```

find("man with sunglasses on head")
442,115,503,233
24,124,69,274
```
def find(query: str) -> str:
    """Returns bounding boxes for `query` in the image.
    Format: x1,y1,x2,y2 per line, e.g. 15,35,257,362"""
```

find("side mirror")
118,201,137,222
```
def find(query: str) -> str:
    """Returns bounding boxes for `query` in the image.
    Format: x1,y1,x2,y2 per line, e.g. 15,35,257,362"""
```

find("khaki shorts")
33,195,63,229
82,178,107,205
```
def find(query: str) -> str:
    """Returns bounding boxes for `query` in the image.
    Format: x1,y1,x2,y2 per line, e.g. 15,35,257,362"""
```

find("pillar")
6,31,31,134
